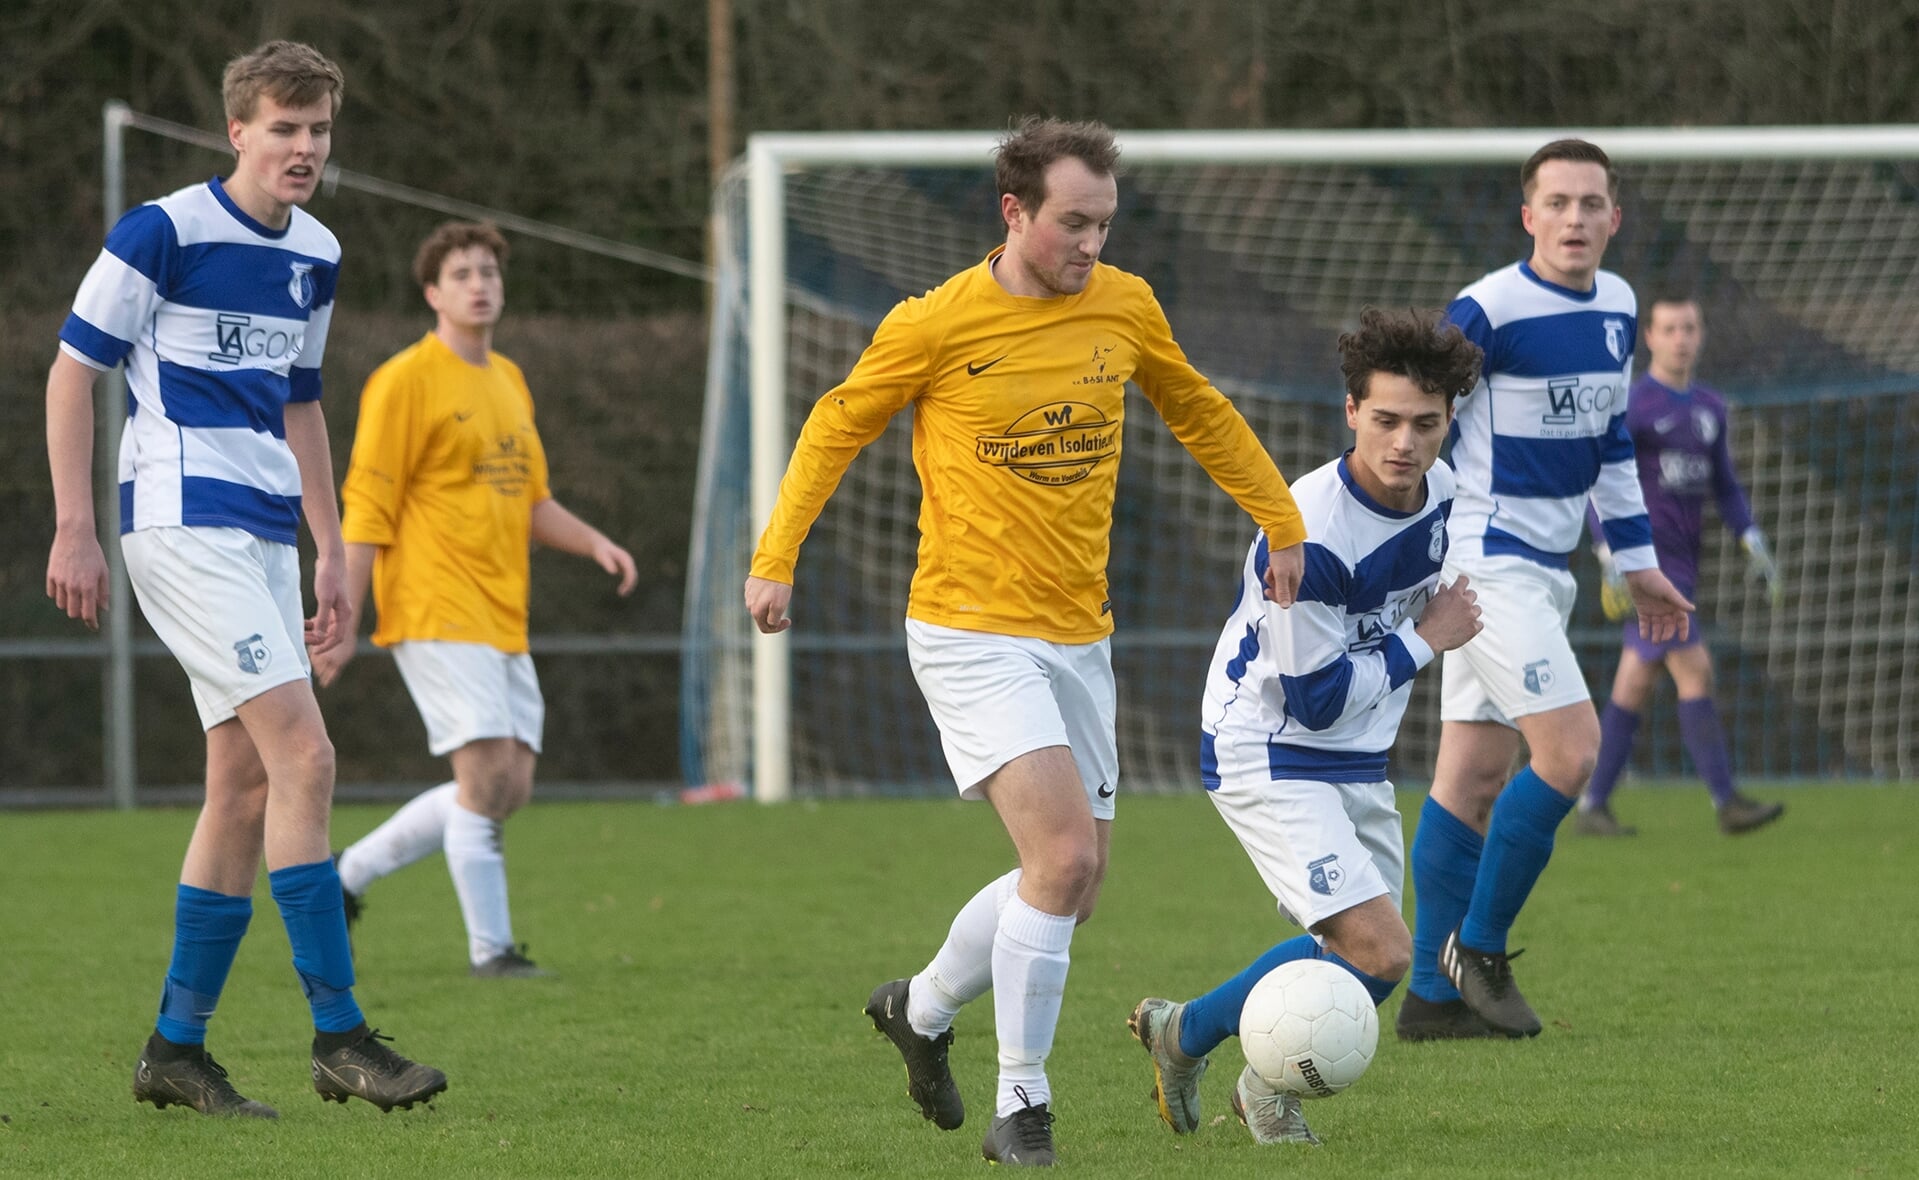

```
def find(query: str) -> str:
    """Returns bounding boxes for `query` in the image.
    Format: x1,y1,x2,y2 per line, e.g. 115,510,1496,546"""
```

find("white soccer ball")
1238,958,1379,1098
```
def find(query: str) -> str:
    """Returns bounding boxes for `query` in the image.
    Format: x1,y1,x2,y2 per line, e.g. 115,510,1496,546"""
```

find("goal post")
691,125,1919,803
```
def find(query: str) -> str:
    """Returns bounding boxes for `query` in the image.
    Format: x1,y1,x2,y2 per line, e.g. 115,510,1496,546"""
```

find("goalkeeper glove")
1741,527,1782,606
1594,544,1633,621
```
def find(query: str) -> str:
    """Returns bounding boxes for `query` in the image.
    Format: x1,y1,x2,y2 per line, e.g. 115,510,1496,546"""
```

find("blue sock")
154,886,252,1045
269,859,364,1034
1179,937,1404,1059
1179,934,1320,1058
1324,951,1400,1007
1409,796,1483,1003
1459,767,1576,954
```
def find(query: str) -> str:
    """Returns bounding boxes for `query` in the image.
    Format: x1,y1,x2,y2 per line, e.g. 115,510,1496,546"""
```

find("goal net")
686,129,1919,800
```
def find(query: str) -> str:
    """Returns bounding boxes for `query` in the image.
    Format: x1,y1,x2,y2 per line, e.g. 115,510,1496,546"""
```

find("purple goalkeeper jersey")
1610,374,1756,599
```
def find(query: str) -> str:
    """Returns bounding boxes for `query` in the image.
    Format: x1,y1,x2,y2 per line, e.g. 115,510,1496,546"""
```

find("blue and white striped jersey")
1444,261,1654,572
1200,455,1454,787
58,177,341,546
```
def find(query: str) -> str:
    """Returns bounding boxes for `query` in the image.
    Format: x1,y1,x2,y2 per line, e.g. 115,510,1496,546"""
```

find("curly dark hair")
994,116,1120,215
1336,307,1483,406
412,221,509,289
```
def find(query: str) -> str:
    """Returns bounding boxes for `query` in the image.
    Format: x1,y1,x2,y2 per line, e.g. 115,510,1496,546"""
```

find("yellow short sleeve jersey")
341,332,551,652
750,248,1306,643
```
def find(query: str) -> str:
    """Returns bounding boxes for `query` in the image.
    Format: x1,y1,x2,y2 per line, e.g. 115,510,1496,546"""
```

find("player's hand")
1263,539,1303,608
46,526,111,631
745,574,794,634
1622,567,1694,644
1414,575,1484,653
595,538,639,596
305,553,351,659
1594,546,1633,621
311,632,356,688
1741,527,1782,607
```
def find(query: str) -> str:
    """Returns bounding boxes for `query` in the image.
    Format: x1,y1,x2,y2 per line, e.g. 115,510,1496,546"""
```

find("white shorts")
123,526,310,730
1440,553,1591,725
1208,774,1403,931
904,619,1119,820
391,641,544,757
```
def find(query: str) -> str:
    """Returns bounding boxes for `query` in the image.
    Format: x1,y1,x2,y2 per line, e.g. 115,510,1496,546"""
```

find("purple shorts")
1622,611,1704,662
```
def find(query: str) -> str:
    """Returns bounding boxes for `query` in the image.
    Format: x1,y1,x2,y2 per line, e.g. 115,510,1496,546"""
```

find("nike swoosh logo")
1097,783,1114,798
966,355,1007,376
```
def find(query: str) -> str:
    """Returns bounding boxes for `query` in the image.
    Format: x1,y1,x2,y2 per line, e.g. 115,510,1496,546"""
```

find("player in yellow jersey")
316,221,636,978
746,117,1308,1167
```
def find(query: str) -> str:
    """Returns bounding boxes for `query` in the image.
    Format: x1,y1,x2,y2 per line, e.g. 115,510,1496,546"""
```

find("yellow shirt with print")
751,249,1306,644
341,332,551,653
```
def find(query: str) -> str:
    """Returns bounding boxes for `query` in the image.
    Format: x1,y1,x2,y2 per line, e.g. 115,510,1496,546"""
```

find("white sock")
908,868,1021,1037
992,894,1076,1117
337,781,457,896
444,802,513,964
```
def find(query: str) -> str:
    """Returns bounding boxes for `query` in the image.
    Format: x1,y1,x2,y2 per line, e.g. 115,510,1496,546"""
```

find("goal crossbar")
738,124,1919,803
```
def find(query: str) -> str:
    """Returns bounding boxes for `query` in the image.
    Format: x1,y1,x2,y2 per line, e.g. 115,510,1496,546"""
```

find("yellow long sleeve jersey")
341,332,551,652
751,249,1306,643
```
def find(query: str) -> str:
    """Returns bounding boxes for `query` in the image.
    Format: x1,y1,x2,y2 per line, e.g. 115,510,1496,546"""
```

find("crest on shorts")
288,261,315,309
1308,854,1345,897
1522,658,1554,695
1604,317,1628,362
234,634,271,675
1428,517,1446,563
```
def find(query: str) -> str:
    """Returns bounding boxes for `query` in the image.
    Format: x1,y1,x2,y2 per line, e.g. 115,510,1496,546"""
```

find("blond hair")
222,41,345,123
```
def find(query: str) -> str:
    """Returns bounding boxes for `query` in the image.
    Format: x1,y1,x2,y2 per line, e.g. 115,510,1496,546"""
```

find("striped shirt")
1443,261,1653,572
1201,455,1454,786
58,177,340,546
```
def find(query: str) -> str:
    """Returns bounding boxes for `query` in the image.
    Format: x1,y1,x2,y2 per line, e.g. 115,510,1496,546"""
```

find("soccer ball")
1238,958,1379,1098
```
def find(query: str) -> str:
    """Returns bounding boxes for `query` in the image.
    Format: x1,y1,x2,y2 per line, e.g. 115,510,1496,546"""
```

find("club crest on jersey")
1523,658,1554,695
287,261,315,309
1693,407,1718,444
1428,517,1446,562
1604,317,1628,362
233,634,271,675
1308,854,1345,897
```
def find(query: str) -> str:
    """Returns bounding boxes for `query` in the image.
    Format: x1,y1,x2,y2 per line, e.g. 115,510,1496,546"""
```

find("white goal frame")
741,124,1919,803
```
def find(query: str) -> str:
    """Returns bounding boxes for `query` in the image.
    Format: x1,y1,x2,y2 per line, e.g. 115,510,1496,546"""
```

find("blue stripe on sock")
269,859,364,1034
1178,934,1321,1059
154,885,252,1045
1459,767,1576,954
1410,796,1483,1003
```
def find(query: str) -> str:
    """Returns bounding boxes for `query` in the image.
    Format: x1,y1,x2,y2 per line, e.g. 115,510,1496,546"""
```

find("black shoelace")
1008,1085,1055,1150
346,1028,405,1067
1481,947,1525,991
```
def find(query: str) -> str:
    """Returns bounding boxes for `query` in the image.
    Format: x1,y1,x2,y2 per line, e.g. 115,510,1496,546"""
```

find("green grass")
1,785,1914,1177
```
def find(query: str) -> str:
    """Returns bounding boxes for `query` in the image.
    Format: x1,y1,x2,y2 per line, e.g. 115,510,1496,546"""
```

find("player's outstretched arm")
1622,567,1695,644
744,575,793,634
530,498,638,595
1263,540,1303,608
45,352,111,630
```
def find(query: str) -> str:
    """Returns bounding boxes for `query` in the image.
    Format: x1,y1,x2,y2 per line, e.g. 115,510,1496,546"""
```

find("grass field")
2,784,1913,1177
